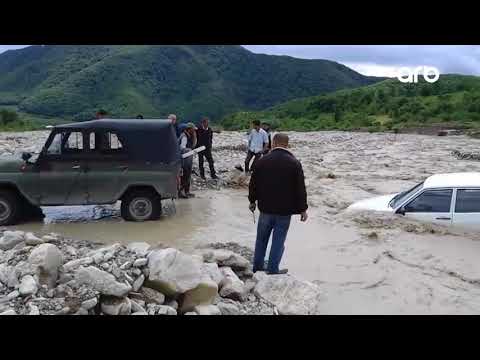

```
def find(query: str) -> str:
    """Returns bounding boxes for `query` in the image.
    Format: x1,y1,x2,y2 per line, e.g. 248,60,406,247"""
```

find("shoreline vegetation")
2,75,480,136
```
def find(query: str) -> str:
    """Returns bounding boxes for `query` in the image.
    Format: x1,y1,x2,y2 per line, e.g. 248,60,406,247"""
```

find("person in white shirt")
245,120,269,173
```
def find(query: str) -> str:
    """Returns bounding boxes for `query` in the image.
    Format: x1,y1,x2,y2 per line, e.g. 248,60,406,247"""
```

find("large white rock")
0,231,25,251
181,276,218,313
0,309,17,315
0,264,20,289
146,248,203,296
28,243,63,288
101,296,132,315
194,304,222,315
217,301,241,315
198,249,250,270
127,242,151,257
140,287,165,305
76,266,131,297
202,262,223,286
25,233,44,246
219,267,245,301
19,275,38,296
253,273,323,315
63,257,94,272
155,305,177,315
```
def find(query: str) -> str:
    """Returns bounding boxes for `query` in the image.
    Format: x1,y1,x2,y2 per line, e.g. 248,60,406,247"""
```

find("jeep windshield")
389,181,424,208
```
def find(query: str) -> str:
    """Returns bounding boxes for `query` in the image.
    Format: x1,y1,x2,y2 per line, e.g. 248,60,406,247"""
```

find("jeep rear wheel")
121,189,161,222
0,190,21,226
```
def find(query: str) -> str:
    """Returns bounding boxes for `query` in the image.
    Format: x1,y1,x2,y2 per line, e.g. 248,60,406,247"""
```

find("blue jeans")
253,213,292,273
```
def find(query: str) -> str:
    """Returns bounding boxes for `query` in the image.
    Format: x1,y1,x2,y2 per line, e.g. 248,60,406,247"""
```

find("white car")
347,172,480,230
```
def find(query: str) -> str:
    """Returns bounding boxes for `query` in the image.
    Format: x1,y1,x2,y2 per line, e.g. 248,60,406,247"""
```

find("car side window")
404,189,453,213
455,189,480,213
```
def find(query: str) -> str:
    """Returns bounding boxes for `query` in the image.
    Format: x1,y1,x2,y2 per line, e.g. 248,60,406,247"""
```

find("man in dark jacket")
248,133,308,275
196,117,217,180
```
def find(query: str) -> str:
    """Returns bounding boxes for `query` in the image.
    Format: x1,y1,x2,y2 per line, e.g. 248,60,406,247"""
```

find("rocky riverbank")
0,229,322,315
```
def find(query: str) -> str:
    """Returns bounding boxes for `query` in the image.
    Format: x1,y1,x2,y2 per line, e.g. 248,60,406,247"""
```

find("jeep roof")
52,119,180,164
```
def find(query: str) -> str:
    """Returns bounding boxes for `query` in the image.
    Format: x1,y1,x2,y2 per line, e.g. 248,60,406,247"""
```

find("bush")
0,109,19,124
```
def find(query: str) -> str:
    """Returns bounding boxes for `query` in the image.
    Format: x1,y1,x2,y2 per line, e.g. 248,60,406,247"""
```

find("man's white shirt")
248,128,268,154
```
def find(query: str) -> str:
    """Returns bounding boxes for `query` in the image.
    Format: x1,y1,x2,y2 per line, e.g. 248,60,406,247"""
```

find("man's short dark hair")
202,117,209,122
97,109,108,116
252,120,261,126
136,114,144,119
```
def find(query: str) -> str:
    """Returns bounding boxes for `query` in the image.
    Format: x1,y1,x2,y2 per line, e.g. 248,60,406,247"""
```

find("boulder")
81,298,98,311
0,231,25,251
140,287,165,305
181,276,218,313
19,275,38,296
28,243,63,288
217,301,241,315
0,309,16,315
76,266,131,297
253,273,323,315
101,296,132,315
155,305,177,315
133,258,148,268
25,233,44,246
146,248,203,296
63,257,94,272
130,299,145,313
219,267,245,301
202,262,223,286
198,249,250,270
132,275,145,292
194,304,222,315
127,242,151,257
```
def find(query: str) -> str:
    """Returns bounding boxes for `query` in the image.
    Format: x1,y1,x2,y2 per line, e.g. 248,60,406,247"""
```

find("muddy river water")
3,130,480,314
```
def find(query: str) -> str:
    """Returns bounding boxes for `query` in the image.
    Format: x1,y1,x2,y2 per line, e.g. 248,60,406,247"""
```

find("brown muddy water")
4,130,480,314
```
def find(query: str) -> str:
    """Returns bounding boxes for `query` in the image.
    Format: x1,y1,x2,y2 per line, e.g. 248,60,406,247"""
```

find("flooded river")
3,130,480,314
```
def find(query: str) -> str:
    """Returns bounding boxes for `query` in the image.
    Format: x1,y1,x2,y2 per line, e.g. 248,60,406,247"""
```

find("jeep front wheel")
121,189,161,222
0,190,21,226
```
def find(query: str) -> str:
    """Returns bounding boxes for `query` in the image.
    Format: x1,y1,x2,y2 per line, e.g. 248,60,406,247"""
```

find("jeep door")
37,130,89,205
84,130,128,204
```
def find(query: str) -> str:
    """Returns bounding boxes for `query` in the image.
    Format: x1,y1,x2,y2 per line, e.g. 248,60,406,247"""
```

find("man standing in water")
169,114,183,138
245,120,269,173
261,122,272,153
196,117,218,180
178,123,197,198
248,133,308,275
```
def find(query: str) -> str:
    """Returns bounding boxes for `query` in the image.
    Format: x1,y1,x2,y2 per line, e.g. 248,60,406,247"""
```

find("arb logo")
396,66,440,84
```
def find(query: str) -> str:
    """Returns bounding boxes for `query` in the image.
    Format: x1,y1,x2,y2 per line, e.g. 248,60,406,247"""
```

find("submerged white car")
347,172,480,230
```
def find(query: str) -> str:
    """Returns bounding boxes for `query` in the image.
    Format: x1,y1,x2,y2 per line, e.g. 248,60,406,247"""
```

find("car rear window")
405,189,452,213
455,189,480,213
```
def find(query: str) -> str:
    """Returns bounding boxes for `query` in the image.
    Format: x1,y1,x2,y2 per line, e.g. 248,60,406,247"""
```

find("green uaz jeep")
0,119,181,225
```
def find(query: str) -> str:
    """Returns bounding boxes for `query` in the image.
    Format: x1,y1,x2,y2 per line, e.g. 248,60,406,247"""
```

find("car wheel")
0,190,21,226
121,189,161,222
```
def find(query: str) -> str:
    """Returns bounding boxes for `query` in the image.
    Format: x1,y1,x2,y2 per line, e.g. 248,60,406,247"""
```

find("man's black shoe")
267,269,288,275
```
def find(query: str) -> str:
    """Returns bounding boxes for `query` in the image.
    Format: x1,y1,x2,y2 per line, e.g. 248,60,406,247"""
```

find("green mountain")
221,74,480,131
0,45,382,123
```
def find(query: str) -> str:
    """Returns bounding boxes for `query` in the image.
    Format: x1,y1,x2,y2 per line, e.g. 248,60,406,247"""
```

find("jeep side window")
46,133,62,155
64,132,83,152
89,131,124,153
106,132,123,150
404,189,453,213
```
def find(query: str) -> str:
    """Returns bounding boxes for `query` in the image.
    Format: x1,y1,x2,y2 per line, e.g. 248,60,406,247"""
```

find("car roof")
424,172,480,189
55,119,172,131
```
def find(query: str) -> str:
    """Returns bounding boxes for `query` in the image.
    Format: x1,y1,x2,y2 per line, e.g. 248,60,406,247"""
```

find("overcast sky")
1,45,479,77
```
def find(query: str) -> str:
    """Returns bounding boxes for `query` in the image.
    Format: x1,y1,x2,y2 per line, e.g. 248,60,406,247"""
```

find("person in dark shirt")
248,133,308,275
96,109,108,119
178,123,198,198
196,117,218,180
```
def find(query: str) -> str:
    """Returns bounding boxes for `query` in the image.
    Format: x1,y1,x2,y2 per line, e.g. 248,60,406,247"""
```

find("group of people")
168,114,218,199
95,110,308,275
